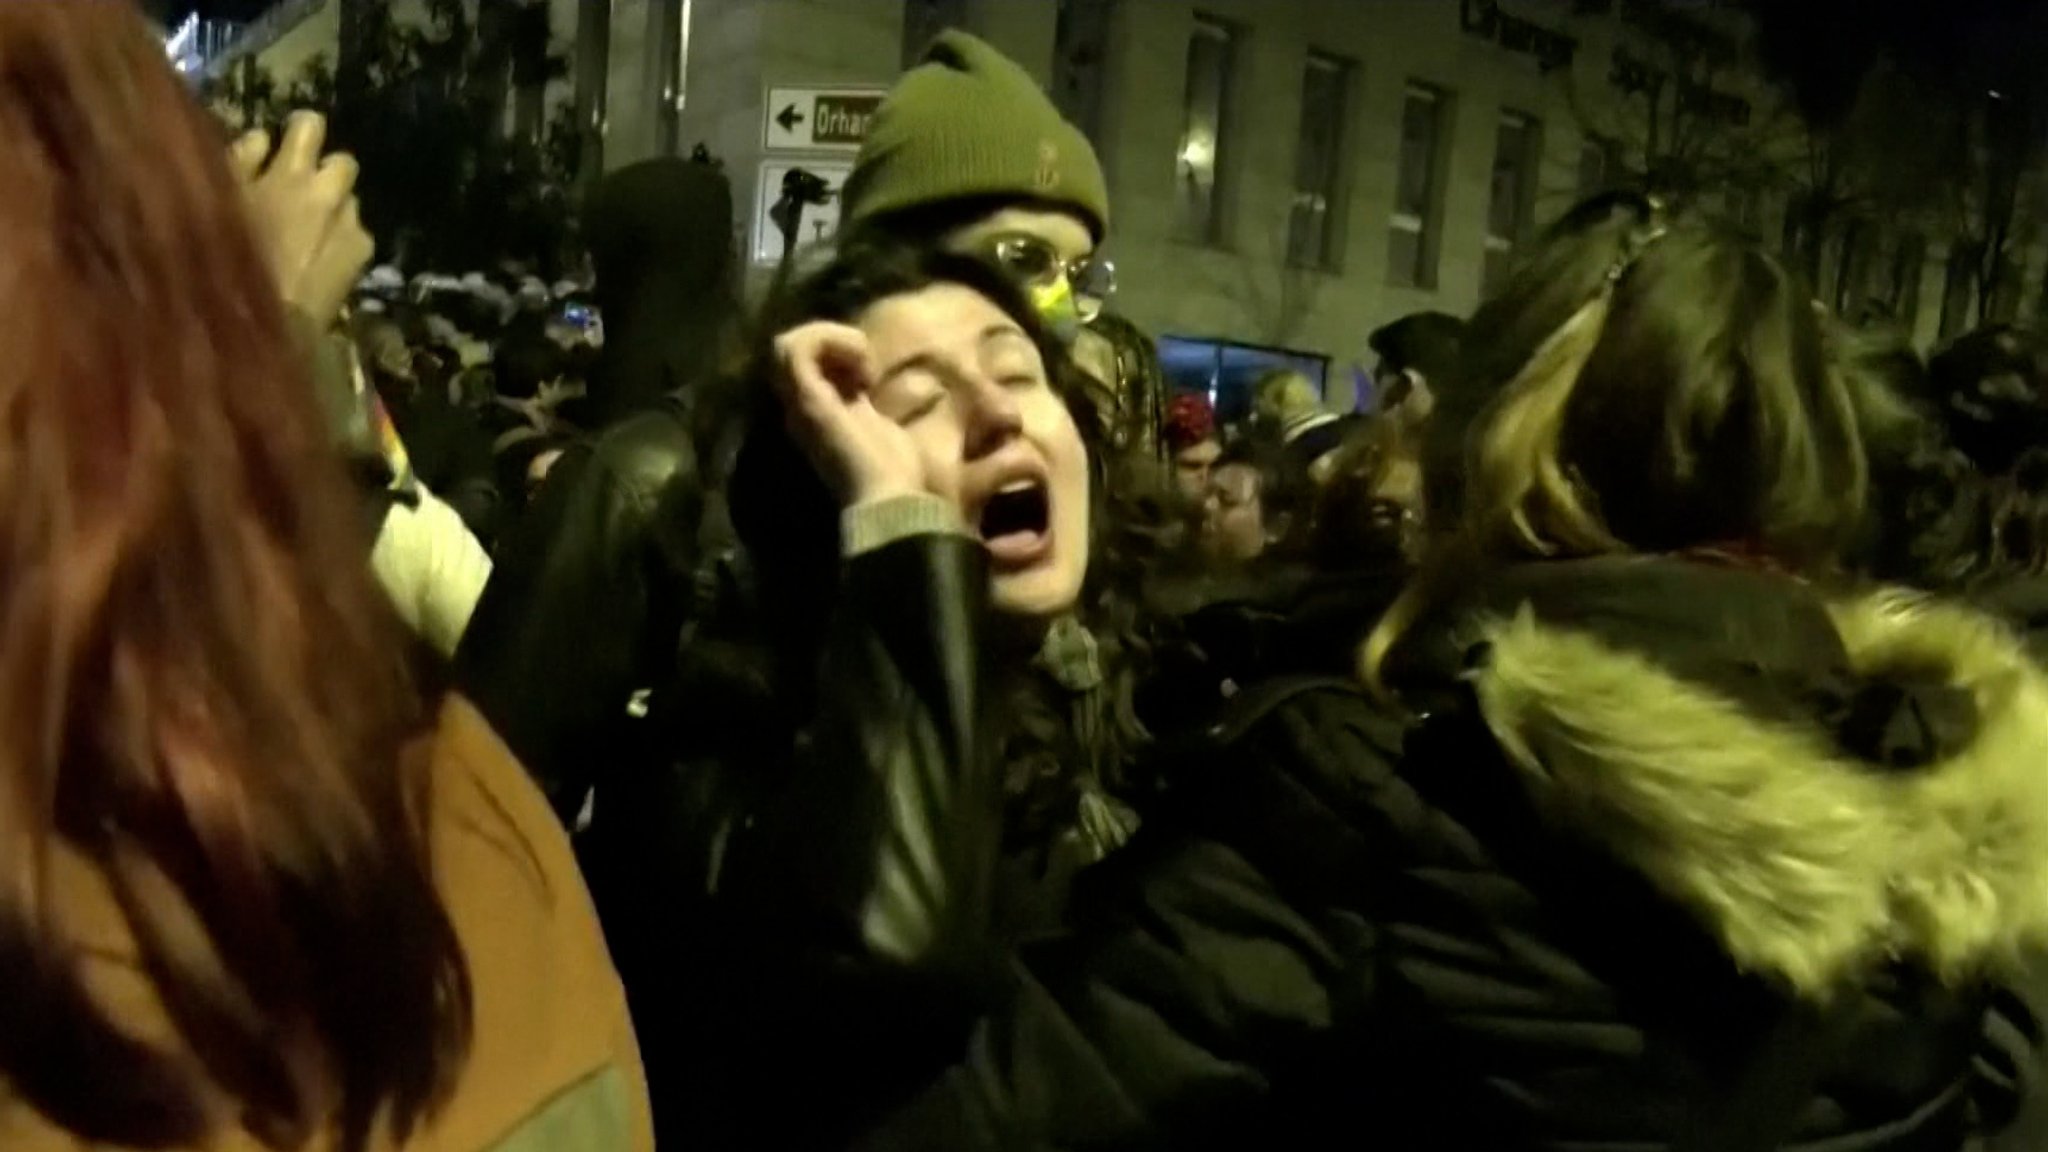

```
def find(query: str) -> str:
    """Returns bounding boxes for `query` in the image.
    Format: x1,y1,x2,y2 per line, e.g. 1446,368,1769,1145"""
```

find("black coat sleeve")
843,683,1407,1151
847,833,1360,1151
452,411,704,821
823,676,1417,1139
726,531,1002,974
599,531,1007,1149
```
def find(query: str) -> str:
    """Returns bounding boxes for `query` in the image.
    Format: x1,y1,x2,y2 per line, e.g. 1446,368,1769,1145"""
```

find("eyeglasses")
984,234,1117,319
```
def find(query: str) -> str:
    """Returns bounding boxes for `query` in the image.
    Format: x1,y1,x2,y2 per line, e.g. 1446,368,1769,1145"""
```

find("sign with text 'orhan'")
762,86,888,154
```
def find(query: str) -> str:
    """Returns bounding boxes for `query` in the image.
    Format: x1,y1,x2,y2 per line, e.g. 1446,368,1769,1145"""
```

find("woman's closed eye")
986,351,1046,391
896,391,945,423
875,380,945,425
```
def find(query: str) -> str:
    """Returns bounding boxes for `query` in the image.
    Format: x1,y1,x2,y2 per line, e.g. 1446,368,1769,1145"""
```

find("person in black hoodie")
452,155,739,823
451,166,755,1142
804,194,2046,1151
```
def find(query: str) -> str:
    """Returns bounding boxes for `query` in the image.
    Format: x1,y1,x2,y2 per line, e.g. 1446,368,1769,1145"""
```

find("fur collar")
1469,587,2048,999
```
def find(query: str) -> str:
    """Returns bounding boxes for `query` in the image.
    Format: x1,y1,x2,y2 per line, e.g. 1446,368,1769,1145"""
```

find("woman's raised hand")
773,321,928,508
229,111,374,330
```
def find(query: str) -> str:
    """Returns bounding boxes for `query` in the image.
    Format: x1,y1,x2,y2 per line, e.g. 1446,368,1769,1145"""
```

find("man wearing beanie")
840,30,1111,334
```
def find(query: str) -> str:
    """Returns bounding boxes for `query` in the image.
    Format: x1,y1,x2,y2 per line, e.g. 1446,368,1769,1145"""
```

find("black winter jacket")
453,401,710,821
580,526,1006,1150
1144,559,1405,739
851,556,2044,1151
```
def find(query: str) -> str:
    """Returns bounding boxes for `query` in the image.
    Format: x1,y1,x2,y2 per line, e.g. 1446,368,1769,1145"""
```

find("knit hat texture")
842,30,1110,241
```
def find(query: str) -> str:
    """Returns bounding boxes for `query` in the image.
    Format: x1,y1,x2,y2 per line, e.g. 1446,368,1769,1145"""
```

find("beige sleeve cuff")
841,493,968,557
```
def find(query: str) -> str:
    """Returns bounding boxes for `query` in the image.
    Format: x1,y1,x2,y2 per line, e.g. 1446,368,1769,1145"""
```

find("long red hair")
0,6,470,1149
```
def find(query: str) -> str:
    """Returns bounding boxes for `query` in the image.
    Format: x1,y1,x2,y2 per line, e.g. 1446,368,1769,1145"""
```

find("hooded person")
453,155,741,825
583,156,738,428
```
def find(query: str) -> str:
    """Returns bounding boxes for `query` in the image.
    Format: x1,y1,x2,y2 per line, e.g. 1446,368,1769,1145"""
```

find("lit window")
1388,84,1449,289
1177,16,1239,244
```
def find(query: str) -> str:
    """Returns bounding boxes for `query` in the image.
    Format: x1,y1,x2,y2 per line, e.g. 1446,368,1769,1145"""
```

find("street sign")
762,85,887,153
751,160,854,265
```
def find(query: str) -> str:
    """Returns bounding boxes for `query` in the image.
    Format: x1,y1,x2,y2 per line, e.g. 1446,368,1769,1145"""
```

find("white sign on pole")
752,160,855,266
762,86,888,153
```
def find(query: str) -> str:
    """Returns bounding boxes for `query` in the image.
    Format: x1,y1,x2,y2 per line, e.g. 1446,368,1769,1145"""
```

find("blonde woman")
849,195,2045,1151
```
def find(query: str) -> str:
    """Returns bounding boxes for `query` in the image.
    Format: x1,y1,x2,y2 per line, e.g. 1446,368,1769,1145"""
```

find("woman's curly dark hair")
727,241,1178,854
1079,310,1170,460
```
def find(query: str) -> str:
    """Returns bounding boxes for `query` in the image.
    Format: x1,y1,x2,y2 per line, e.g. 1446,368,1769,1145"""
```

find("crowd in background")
18,5,2048,1152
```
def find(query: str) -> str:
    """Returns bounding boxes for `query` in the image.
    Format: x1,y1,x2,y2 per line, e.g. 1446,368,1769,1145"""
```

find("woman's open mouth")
977,479,1053,566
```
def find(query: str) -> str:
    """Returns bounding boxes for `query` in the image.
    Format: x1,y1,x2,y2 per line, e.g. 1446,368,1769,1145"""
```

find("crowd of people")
14,5,2048,1151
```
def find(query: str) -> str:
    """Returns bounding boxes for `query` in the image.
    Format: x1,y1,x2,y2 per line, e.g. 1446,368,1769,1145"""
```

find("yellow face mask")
1031,275,1082,342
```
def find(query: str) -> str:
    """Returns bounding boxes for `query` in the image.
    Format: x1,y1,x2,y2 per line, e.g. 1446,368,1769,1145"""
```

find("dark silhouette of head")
583,156,738,425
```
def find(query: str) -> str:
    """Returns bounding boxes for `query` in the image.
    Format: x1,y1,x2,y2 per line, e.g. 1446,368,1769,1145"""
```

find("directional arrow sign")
762,85,888,154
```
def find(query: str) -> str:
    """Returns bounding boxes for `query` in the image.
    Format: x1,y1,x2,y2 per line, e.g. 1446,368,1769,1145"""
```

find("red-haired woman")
0,6,651,1151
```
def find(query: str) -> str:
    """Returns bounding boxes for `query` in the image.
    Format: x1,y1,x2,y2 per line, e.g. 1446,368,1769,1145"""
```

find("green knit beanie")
842,30,1110,242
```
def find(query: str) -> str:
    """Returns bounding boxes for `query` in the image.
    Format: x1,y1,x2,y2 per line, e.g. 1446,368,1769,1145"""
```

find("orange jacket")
0,696,655,1152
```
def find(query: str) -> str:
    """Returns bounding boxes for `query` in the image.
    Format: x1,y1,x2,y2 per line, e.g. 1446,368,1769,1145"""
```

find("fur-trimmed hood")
1465,575,2048,1001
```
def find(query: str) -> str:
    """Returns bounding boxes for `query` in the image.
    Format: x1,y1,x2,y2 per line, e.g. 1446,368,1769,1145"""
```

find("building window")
1578,134,1621,195
1388,84,1449,289
1482,110,1540,295
1158,336,1330,425
1287,52,1353,270
1052,0,1113,146
1176,16,1239,244
902,0,968,70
